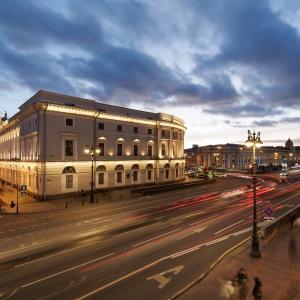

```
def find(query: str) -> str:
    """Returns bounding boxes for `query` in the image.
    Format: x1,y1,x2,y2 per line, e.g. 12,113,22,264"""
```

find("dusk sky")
0,0,300,147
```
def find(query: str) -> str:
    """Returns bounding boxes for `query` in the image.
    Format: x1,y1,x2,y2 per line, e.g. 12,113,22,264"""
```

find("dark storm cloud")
0,0,105,50
192,0,300,111
204,102,282,118
0,0,239,108
0,0,300,123
252,120,277,127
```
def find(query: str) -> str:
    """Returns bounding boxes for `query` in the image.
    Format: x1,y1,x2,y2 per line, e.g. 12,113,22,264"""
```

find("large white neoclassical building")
0,90,186,200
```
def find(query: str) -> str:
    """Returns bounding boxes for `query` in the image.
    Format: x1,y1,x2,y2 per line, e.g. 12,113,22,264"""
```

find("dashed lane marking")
214,220,244,235
21,252,115,288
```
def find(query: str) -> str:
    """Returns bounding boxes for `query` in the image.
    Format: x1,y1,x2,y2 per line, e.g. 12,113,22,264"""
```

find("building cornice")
46,103,186,131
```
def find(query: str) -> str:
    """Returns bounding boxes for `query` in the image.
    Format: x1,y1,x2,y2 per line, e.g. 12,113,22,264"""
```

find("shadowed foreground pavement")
180,223,300,300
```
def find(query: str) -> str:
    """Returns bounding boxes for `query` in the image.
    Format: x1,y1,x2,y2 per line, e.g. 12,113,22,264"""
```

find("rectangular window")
176,168,179,177
98,123,104,130
173,131,178,140
147,145,152,156
148,128,152,135
147,170,152,180
117,125,123,132
133,171,138,182
117,171,122,183
66,175,73,188
65,140,73,157
162,130,169,138
133,144,139,156
133,127,138,133
99,143,105,156
98,173,104,185
66,118,74,127
117,143,123,156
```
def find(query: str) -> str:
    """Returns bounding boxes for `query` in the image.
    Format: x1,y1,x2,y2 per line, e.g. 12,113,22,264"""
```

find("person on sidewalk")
252,277,263,300
288,233,297,265
219,279,235,300
236,268,249,300
236,268,248,285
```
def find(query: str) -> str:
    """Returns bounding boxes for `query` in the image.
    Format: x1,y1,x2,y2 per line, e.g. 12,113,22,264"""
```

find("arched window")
146,164,153,181
161,143,166,157
96,165,106,186
62,166,76,173
175,163,179,177
96,165,106,172
131,164,139,170
115,165,124,184
115,165,124,171
131,164,139,182
164,163,170,180
62,166,77,190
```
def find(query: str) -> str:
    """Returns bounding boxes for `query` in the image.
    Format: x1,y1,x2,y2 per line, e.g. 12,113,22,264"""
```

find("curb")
169,236,251,300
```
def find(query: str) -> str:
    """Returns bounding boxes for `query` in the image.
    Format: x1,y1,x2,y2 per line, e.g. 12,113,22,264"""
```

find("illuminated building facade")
0,90,186,199
185,141,300,170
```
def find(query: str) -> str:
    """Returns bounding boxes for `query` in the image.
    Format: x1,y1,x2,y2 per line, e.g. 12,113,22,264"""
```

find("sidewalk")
179,224,300,300
0,184,105,214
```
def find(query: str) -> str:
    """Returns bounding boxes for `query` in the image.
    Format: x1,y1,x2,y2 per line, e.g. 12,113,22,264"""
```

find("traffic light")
10,201,16,208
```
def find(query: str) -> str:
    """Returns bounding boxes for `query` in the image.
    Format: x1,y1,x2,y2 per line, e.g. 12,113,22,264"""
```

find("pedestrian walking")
236,268,248,300
252,277,263,300
288,233,297,265
236,268,248,285
293,217,300,227
289,212,296,228
219,280,235,299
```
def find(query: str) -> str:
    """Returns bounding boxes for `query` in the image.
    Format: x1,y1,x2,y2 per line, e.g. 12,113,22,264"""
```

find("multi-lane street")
0,174,299,300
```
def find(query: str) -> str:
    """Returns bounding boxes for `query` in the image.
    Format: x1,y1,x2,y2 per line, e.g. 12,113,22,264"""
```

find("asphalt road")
0,174,299,300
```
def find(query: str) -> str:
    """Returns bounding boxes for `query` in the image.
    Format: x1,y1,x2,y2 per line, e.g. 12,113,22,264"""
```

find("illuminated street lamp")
245,130,263,258
84,145,100,203
289,153,294,166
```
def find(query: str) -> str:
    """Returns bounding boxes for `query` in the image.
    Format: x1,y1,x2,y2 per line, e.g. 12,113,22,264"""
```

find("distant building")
185,138,300,170
0,90,186,199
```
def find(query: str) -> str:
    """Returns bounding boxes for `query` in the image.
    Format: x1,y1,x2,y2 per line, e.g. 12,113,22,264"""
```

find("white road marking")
214,220,244,235
177,232,194,240
75,258,167,300
21,252,115,288
147,265,184,289
132,229,180,247
190,215,216,226
171,245,201,258
205,236,229,245
177,227,206,240
232,228,252,236
15,240,102,268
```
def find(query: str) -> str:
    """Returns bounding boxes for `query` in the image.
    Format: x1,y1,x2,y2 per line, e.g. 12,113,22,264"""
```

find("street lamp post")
245,129,263,258
84,145,100,203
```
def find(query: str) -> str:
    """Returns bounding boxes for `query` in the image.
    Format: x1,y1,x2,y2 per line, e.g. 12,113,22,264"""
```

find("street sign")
264,207,273,216
20,185,27,191
20,191,28,197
